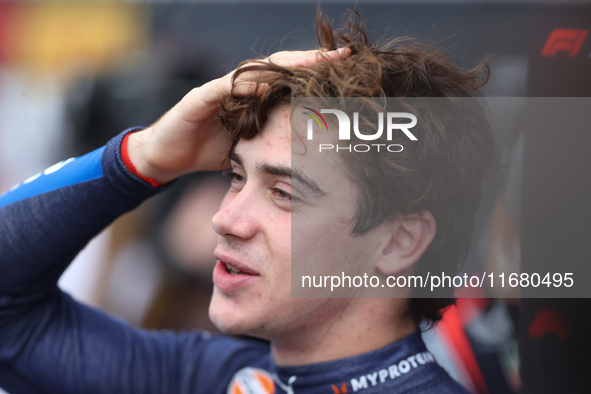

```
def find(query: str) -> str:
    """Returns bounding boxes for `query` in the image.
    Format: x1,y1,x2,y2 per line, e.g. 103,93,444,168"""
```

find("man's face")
209,104,377,340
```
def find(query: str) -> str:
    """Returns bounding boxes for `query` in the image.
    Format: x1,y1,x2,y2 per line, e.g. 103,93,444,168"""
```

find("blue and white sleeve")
0,129,184,394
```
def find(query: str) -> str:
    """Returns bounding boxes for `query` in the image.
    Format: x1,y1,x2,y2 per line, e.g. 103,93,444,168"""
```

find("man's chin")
208,293,255,336
209,313,244,335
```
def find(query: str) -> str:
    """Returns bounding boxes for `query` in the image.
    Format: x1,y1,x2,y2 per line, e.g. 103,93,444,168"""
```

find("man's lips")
214,252,260,276
212,251,262,293
212,259,259,293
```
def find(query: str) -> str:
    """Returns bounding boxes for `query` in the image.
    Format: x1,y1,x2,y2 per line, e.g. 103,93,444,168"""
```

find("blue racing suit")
0,129,470,394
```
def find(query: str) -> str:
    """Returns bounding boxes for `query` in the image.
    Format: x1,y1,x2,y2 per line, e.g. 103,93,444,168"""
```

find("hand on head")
126,48,351,184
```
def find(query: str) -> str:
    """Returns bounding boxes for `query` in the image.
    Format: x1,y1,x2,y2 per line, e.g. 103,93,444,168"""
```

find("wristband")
120,132,163,188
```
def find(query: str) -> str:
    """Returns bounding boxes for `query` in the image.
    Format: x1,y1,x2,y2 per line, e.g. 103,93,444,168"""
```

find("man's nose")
212,188,258,241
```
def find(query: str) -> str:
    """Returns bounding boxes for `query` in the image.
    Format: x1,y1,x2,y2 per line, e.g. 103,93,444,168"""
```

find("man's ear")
375,211,437,276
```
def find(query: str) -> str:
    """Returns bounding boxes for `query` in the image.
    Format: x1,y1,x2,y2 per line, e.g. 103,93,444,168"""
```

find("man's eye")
272,188,290,199
272,188,300,204
222,171,245,183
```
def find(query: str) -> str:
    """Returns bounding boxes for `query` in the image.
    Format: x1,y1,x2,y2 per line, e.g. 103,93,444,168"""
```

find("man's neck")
269,298,418,366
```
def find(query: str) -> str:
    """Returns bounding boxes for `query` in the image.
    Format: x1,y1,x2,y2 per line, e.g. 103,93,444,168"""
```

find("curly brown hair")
218,10,495,325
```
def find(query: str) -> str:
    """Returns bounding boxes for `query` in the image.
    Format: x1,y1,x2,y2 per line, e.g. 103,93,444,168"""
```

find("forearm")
0,128,172,392
0,128,164,298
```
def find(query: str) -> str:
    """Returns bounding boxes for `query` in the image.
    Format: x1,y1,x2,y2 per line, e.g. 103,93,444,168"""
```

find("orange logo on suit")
227,367,276,394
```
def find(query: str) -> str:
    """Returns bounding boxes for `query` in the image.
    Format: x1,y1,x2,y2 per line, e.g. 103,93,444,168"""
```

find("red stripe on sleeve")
120,132,162,188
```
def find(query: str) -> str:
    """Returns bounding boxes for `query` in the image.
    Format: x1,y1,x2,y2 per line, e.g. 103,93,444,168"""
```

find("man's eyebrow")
228,151,243,167
228,151,325,196
258,163,326,197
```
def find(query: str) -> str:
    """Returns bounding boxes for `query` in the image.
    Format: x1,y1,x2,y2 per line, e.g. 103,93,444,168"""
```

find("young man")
0,14,493,394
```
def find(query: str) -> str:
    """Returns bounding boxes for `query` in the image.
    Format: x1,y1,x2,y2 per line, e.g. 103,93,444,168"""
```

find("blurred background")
0,1,590,393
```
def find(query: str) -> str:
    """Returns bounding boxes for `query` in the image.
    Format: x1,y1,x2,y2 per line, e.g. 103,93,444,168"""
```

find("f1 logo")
540,29,588,57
